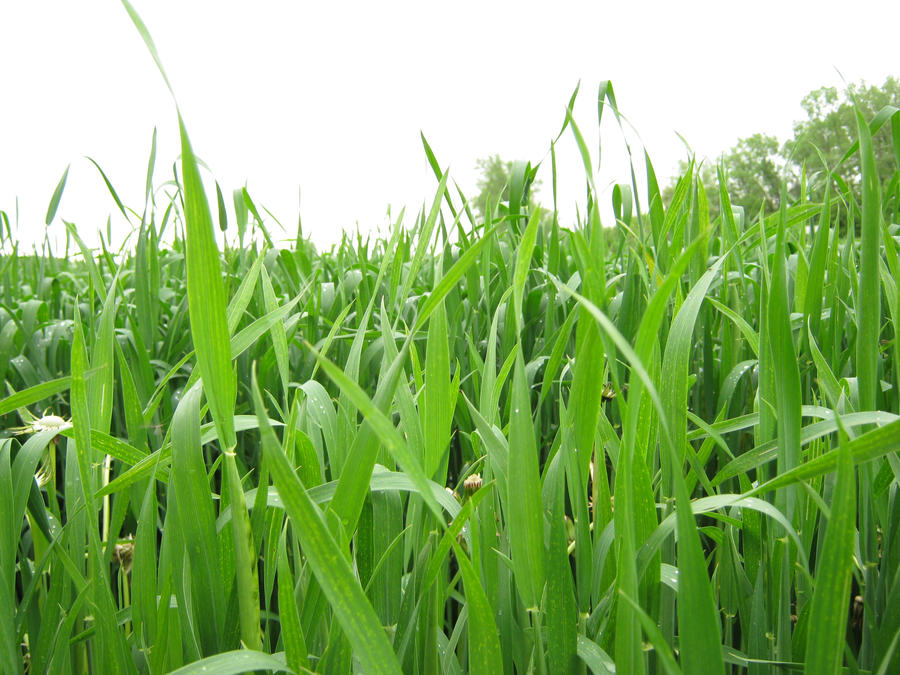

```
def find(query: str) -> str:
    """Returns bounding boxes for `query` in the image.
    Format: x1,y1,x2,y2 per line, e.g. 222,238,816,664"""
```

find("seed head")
463,473,482,496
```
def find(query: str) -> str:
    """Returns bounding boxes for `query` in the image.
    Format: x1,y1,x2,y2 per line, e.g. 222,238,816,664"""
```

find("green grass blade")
222,450,261,649
855,109,881,412
546,459,579,674
170,381,224,654
63,221,107,302
90,270,118,434
749,417,900,495
71,311,135,673
805,422,856,673
451,539,503,673
178,113,237,450
576,635,615,675
770,198,803,477
398,171,448,307
512,208,540,334
166,649,293,675
44,164,69,225
132,478,158,650
305,341,446,525
0,442,24,675
0,376,71,416
225,249,266,334
85,157,131,223
250,369,402,674
277,530,309,672
506,346,545,610
619,591,682,675
423,301,451,482
260,264,290,398
412,224,499,333
659,262,727,674
803,179,832,339
119,0,176,96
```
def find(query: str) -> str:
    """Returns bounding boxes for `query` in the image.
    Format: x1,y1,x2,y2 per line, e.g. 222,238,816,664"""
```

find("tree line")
473,76,899,225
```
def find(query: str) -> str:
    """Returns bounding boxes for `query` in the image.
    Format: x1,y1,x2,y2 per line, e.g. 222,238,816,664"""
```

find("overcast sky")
1,1,897,252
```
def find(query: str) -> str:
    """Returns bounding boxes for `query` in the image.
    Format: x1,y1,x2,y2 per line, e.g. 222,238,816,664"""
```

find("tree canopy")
471,154,542,219
787,77,900,193
475,76,898,230
666,76,899,220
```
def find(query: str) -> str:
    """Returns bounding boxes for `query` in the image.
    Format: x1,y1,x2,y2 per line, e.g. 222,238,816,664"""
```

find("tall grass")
1,5,900,673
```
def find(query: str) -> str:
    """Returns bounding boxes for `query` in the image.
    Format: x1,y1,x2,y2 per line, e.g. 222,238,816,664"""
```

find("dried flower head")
112,538,135,574
12,409,72,435
463,473,482,496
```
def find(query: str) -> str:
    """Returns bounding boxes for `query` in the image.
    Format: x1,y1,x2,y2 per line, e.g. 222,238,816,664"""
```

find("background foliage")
659,76,899,221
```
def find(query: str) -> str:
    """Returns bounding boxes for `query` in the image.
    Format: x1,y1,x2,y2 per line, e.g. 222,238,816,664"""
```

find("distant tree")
724,133,793,217
663,159,719,218
665,134,793,220
784,76,900,194
472,155,542,218
665,76,899,222
472,155,512,217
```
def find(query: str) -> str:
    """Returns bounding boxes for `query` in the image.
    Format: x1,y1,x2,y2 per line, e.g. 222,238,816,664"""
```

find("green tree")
785,76,900,194
665,134,793,220
665,76,899,222
472,155,542,218
722,133,792,217
473,155,512,216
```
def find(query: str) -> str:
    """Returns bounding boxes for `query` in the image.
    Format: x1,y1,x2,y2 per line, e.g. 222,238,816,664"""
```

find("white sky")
1,0,898,252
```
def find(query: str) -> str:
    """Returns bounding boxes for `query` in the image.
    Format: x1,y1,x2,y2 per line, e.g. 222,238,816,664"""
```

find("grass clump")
1,5,900,673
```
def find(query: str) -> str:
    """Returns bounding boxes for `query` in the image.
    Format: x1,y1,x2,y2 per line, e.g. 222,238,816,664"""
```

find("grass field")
2,5,900,674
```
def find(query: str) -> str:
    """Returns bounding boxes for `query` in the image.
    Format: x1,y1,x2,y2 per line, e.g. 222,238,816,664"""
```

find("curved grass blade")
250,369,402,674
546,459,578,674
45,164,69,225
0,376,71,416
223,449,261,649
0,440,25,675
659,262,727,674
506,346,545,610
423,302,451,482
619,591,682,675
277,531,309,673
166,649,293,675
451,539,503,673
119,0,176,96
413,223,499,333
855,108,881,412
216,467,461,531
86,157,131,223
576,635,615,675
748,417,900,495
178,113,236,450
304,341,445,525
170,381,224,654
712,412,896,487
70,312,135,673
805,421,856,673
